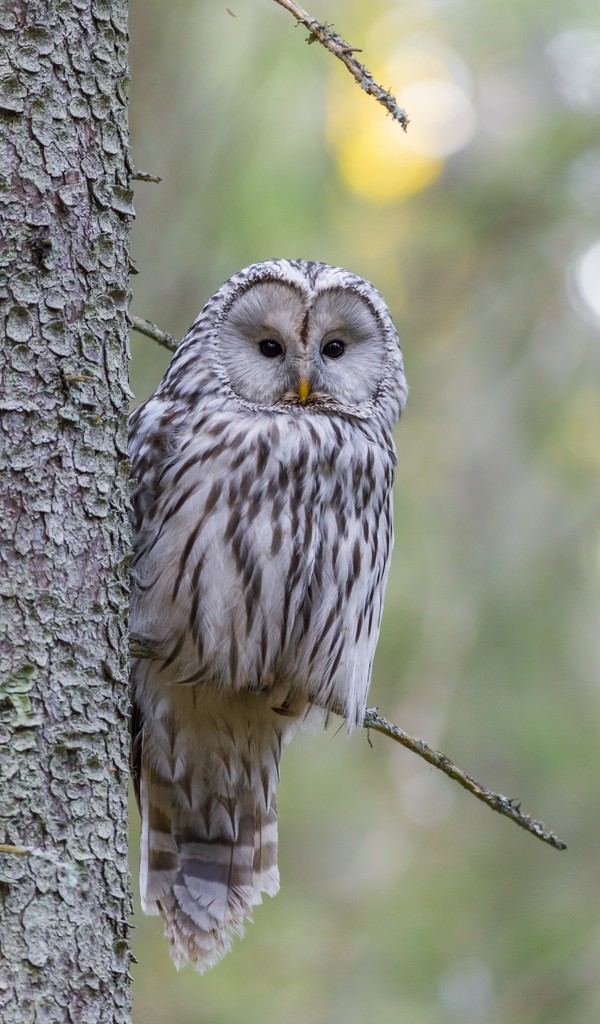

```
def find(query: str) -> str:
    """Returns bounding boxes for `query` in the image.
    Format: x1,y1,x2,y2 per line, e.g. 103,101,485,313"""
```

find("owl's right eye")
259,339,284,358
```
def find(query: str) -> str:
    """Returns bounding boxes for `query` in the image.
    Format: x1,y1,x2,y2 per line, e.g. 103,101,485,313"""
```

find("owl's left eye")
259,339,284,358
322,339,345,359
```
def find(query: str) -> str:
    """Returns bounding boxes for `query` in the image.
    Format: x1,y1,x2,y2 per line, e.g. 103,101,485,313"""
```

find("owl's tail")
136,693,292,973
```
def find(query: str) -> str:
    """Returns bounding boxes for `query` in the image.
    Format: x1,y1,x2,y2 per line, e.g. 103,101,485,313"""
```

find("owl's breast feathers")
131,401,396,724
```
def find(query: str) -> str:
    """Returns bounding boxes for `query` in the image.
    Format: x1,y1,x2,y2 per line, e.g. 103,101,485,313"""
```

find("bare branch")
130,633,566,852
271,0,409,130
129,315,179,352
0,844,80,886
131,170,162,183
362,709,567,851
130,634,166,660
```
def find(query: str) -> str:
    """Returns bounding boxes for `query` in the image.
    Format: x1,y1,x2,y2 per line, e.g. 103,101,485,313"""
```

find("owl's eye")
259,339,284,358
322,339,345,359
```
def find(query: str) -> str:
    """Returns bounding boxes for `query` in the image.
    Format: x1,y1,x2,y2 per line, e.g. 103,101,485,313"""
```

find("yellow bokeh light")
327,39,476,203
333,120,443,202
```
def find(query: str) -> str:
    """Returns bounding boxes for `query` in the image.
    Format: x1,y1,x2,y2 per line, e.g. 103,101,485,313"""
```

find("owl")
129,259,408,972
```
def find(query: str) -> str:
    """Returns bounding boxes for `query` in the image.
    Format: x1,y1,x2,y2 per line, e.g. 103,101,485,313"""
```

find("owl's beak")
298,378,311,405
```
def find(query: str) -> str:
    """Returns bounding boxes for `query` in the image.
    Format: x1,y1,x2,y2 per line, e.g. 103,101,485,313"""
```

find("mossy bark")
0,1,132,1020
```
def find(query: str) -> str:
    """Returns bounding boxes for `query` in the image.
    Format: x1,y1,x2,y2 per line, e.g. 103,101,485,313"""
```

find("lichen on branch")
271,0,409,130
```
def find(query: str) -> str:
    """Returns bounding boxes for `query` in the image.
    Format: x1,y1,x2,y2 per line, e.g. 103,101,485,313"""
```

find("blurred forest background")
128,1,599,1021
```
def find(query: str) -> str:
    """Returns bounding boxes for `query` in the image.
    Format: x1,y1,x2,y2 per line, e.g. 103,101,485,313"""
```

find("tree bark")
0,1,132,1020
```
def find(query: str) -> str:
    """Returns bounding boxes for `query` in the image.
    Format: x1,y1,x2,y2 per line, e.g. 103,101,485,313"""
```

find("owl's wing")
129,673,143,809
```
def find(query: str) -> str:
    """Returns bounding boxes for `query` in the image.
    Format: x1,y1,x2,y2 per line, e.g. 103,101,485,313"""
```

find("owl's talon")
271,702,294,716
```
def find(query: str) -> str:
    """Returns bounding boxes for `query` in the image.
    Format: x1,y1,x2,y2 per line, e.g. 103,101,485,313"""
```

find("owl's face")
170,260,408,425
217,280,390,415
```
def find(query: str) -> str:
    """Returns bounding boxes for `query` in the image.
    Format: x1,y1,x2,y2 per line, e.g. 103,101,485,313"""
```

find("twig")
131,170,162,183
131,635,165,660
130,633,566,852
0,843,81,885
362,709,567,851
130,315,178,352
271,0,409,131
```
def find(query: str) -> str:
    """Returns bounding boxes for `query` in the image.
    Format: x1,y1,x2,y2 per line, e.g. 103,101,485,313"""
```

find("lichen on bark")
0,1,132,1020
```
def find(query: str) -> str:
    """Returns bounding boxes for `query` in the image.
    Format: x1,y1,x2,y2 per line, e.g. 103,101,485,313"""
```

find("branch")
129,314,179,352
271,0,409,131
362,709,567,851
130,170,162,183
130,633,566,852
0,843,81,886
131,635,164,660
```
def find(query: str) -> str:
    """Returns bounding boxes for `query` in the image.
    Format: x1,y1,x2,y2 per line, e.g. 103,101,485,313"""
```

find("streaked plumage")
129,259,408,971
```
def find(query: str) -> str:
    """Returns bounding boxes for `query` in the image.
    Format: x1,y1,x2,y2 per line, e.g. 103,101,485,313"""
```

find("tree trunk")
0,1,132,1020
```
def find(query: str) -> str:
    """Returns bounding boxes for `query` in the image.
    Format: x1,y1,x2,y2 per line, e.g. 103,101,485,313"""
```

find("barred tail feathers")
138,691,289,973
139,764,179,917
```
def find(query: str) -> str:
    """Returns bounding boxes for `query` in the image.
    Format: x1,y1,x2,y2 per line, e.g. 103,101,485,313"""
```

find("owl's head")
170,260,408,426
